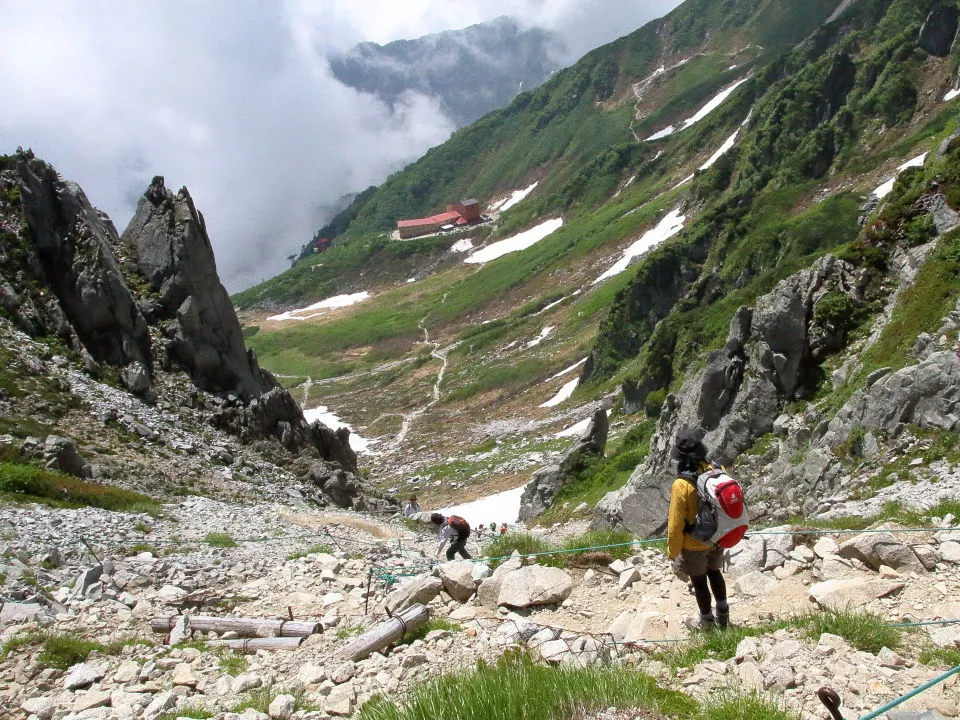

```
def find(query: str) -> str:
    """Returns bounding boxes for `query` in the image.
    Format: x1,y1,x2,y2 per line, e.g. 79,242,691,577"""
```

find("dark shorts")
677,546,724,577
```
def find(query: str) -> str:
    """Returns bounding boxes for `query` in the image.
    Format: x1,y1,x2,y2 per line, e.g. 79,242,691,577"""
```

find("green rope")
856,665,960,720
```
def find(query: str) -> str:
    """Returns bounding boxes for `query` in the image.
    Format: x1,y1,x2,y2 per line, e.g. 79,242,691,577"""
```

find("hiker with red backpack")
431,513,472,560
667,427,748,630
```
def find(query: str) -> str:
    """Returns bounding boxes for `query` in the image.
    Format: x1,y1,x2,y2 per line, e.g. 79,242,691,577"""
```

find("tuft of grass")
217,650,248,676
698,691,798,720
654,619,794,671
336,624,364,640
482,533,560,568
37,632,108,670
559,528,637,562
157,707,213,720
203,532,237,548
0,461,162,516
799,607,904,655
918,646,960,667
286,543,334,561
357,652,697,720
395,619,461,647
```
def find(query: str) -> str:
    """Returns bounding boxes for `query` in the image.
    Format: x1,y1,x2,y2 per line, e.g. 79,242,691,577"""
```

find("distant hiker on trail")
667,427,743,630
499,522,507,535
489,522,497,533
432,512,472,560
403,496,421,518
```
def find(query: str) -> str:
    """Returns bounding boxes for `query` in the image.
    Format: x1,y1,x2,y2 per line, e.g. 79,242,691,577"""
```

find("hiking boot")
684,614,715,630
716,610,730,629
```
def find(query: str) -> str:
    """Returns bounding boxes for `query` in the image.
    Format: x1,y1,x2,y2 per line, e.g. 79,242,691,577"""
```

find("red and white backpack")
688,467,749,548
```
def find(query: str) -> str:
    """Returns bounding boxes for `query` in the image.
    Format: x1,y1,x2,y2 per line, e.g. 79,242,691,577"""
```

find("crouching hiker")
667,428,748,630
431,513,472,561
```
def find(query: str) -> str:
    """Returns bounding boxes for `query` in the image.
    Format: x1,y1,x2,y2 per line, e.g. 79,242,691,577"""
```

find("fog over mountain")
330,17,563,127
0,1,681,293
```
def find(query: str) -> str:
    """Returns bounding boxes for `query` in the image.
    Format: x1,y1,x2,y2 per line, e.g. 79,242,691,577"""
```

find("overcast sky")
0,0,681,293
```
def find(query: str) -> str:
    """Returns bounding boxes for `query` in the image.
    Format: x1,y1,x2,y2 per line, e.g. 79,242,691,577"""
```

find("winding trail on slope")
391,319,460,447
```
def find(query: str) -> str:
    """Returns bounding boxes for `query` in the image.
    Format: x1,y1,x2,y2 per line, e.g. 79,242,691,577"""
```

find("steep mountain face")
329,16,562,127
0,151,374,497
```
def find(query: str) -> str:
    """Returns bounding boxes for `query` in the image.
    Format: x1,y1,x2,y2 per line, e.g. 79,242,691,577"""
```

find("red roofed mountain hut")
396,199,482,239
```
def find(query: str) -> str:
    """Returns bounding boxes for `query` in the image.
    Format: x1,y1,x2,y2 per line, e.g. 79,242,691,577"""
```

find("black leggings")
690,570,727,616
446,534,471,560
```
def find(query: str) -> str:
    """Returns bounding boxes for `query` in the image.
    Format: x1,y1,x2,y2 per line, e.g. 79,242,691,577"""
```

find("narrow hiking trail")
392,319,460,447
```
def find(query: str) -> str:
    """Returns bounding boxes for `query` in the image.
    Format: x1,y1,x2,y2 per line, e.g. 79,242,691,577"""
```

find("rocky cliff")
0,150,363,486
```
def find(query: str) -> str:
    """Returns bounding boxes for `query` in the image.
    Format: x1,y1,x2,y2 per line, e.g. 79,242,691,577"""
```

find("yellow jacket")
667,471,713,560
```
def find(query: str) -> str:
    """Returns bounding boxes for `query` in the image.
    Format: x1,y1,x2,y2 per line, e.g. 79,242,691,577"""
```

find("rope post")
80,536,103,566
365,569,373,615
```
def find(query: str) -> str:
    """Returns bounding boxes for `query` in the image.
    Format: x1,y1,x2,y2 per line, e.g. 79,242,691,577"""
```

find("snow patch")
945,88,960,102
536,296,567,315
465,218,563,264
303,406,373,454
494,182,538,214
450,238,474,253
439,484,525,527
593,209,686,284
871,153,929,199
267,292,370,322
526,326,555,348
645,77,751,141
549,357,587,380
555,416,591,438
540,377,578,408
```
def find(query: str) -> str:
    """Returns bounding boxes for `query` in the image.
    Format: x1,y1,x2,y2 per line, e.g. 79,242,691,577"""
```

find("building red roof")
397,210,461,228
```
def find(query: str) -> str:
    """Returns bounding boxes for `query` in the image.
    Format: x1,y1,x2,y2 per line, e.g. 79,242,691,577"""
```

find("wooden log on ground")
149,615,319,638
336,603,429,661
204,637,304,652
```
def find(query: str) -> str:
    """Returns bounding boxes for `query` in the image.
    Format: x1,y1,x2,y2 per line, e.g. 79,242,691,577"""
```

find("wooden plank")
336,603,429,661
149,615,319,638
204,637,304,652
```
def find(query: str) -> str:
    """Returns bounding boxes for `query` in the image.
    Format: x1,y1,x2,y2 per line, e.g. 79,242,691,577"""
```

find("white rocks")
382,575,442,614
536,639,570,663
325,683,355,716
169,614,191,645
72,690,111,712
808,578,905,609
296,663,326,686
838,531,926,573
171,663,198,687
330,661,357,684
938,540,960,563
733,571,777,597
437,561,478,601
157,584,188,605
268,693,296,720
496,565,573,608
143,690,176,720
1,602,46,624
736,660,764,691
607,610,674,643
813,537,840,558
877,647,906,667
64,664,105,691
618,567,641,591
21,696,58,720
231,672,264,694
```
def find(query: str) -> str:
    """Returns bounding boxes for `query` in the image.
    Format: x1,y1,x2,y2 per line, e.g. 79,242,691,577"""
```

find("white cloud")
0,1,681,292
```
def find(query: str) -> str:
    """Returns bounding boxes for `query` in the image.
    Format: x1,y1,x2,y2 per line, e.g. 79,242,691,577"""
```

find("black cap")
671,427,707,461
